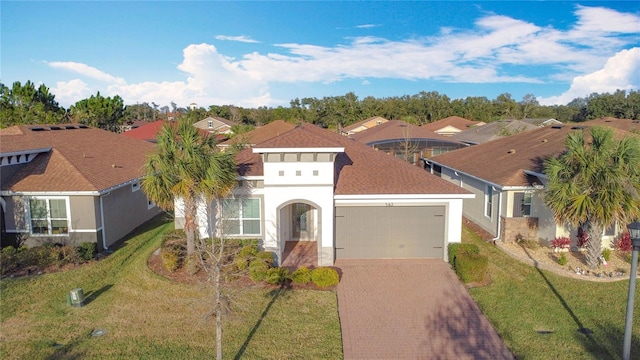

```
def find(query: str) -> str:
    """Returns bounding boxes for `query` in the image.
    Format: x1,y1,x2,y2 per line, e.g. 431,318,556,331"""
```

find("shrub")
613,232,633,252
448,243,480,270
311,267,340,288
16,246,52,268
551,237,571,250
237,245,258,259
577,228,590,248
291,266,313,284
58,245,82,266
78,242,96,261
162,248,181,272
265,267,290,285
256,251,275,267
557,253,568,266
602,248,611,262
455,251,489,284
0,246,18,276
249,260,269,282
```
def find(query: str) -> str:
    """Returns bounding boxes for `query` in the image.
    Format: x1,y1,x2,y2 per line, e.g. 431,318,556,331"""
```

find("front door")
292,203,313,241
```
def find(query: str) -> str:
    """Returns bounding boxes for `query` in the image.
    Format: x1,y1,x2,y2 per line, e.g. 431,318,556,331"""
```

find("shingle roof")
341,116,389,133
121,120,166,141
422,116,483,132
238,122,469,195
430,122,636,187
1,124,156,192
219,120,297,147
450,119,539,144
350,120,453,144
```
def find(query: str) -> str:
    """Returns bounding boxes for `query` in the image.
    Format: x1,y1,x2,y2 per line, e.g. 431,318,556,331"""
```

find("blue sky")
2,1,639,109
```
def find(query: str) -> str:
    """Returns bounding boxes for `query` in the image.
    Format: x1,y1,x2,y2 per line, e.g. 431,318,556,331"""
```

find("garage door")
335,206,445,259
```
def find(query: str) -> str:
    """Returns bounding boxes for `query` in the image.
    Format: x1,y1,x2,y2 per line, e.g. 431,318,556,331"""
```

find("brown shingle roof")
350,120,454,144
431,122,636,187
422,116,483,132
341,116,389,132
220,120,297,147
1,124,155,192
239,122,469,195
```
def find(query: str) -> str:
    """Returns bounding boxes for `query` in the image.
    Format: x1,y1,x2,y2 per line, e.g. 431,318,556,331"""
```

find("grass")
0,215,342,359
462,226,640,360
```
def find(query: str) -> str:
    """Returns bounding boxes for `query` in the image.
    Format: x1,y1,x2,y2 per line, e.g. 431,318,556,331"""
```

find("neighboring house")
450,119,539,145
122,120,224,143
0,124,162,251
427,120,637,248
193,116,237,134
350,120,468,165
176,123,473,266
218,120,297,149
421,116,485,137
520,118,563,127
339,116,389,136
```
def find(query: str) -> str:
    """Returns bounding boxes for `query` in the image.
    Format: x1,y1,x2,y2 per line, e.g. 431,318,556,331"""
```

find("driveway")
335,259,513,360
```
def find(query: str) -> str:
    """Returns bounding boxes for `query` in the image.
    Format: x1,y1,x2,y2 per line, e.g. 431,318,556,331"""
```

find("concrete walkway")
335,259,514,360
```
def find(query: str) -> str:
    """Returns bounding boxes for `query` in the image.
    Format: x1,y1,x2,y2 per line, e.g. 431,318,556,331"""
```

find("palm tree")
142,119,237,255
544,126,640,269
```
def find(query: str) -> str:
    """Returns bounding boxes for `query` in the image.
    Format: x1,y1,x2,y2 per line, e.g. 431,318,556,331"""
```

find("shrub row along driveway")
335,259,513,359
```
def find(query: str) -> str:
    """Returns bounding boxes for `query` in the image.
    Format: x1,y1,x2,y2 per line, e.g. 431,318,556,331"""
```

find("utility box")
69,288,85,307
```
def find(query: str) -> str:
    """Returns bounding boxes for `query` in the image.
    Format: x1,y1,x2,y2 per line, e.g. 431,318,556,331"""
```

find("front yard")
0,216,342,359
1,215,638,359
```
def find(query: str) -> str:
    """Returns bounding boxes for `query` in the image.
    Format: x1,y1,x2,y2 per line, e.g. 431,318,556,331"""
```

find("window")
222,198,261,235
29,197,69,235
513,192,532,217
485,186,493,217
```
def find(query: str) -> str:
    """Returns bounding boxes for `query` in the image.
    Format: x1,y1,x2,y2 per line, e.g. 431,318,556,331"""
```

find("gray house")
1,124,162,251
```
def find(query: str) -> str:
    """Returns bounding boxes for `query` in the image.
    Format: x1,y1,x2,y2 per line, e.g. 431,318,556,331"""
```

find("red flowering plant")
613,231,633,252
577,227,590,248
551,237,571,250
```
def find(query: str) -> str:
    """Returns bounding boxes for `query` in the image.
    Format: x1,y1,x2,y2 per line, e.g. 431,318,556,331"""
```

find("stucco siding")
69,196,99,230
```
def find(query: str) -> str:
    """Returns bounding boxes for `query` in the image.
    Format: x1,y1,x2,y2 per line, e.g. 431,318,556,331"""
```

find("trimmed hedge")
311,267,339,288
249,260,269,282
455,251,488,284
265,267,290,285
291,266,312,284
448,243,480,270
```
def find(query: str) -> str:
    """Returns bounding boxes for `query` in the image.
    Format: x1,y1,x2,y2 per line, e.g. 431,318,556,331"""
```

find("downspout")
100,192,111,251
492,189,502,241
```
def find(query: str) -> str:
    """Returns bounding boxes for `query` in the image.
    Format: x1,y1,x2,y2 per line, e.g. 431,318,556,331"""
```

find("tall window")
485,186,493,217
29,197,69,235
513,192,532,217
222,198,261,235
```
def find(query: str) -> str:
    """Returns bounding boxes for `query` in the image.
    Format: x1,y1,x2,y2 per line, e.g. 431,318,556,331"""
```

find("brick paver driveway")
335,259,513,360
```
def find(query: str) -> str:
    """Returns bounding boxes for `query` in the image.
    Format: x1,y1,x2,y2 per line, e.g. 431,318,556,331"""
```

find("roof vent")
49,126,62,130
571,126,585,130
551,125,563,129
64,125,77,130
507,149,516,154
542,139,548,143
29,127,46,131
78,125,89,129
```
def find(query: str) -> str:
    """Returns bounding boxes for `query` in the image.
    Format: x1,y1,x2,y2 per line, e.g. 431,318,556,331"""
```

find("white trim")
131,180,141,192
2,190,100,196
253,147,344,154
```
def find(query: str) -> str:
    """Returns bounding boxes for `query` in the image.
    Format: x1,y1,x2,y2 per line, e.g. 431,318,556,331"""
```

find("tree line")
2,80,639,132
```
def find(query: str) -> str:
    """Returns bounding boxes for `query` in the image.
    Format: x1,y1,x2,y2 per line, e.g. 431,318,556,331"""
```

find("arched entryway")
279,201,320,268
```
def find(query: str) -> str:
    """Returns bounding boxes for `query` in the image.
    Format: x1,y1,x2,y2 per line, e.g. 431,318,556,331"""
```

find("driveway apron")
335,259,513,360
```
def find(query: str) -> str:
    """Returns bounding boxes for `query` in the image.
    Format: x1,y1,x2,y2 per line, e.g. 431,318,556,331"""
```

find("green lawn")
463,226,640,360
0,215,342,359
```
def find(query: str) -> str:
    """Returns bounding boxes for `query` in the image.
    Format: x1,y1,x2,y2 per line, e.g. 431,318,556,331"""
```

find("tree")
544,126,640,269
69,92,124,132
0,81,66,127
141,119,237,256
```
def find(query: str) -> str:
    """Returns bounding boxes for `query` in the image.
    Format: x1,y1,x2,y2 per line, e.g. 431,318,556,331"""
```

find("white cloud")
47,62,126,84
47,5,640,108
50,79,93,107
214,35,259,43
538,48,640,105
355,24,379,29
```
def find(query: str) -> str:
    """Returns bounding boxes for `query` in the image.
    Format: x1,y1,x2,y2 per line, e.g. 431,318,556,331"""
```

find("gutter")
100,191,111,251
492,189,503,241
